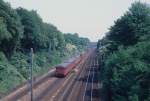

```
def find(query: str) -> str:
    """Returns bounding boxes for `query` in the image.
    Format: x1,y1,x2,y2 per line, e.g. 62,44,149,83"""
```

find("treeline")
0,0,89,96
97,2,150,101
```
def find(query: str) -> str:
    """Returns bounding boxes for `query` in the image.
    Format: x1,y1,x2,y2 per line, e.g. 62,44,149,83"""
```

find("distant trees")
15,8,90,53
64,33,89,51
97,2,150,101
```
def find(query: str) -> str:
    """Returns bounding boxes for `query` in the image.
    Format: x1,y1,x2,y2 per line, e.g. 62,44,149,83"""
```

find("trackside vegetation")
0,0,89,97
97,2,150,101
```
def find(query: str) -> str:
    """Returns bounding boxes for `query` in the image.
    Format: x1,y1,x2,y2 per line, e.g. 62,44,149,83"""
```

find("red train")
55,54,85,77
55,48,95,77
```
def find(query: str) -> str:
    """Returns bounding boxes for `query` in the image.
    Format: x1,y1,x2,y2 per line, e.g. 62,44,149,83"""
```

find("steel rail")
82,53,94,101
90,55,95,101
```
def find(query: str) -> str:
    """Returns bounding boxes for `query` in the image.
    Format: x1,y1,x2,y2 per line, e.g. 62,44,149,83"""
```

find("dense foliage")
64,33,89,51
0,0,89,97
97,2,150,101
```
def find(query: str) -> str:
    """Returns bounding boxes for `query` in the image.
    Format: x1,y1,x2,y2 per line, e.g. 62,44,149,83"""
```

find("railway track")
1,49,100,101
82,52,100,101
66,50,99,101
66,54,93,101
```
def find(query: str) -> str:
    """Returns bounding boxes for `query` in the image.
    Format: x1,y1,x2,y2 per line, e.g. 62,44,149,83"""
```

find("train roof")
65,57,76,63
56,55,80,68
56,62,70,68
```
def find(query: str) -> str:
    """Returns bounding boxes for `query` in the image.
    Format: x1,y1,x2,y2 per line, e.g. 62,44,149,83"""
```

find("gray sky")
4,0,150,41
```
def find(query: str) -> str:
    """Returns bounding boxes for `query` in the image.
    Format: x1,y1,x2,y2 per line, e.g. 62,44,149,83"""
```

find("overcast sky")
4,0,150,42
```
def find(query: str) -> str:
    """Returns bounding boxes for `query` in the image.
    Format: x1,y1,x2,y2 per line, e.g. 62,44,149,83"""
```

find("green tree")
0,0,23,56
107,2,150,47
16,8,47,50
0,17,11,43
64,33,89,51
97,2,150,101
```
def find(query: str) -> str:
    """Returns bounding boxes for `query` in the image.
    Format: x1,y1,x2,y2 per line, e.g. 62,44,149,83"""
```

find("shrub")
103,42,150,101
0,52,25,96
